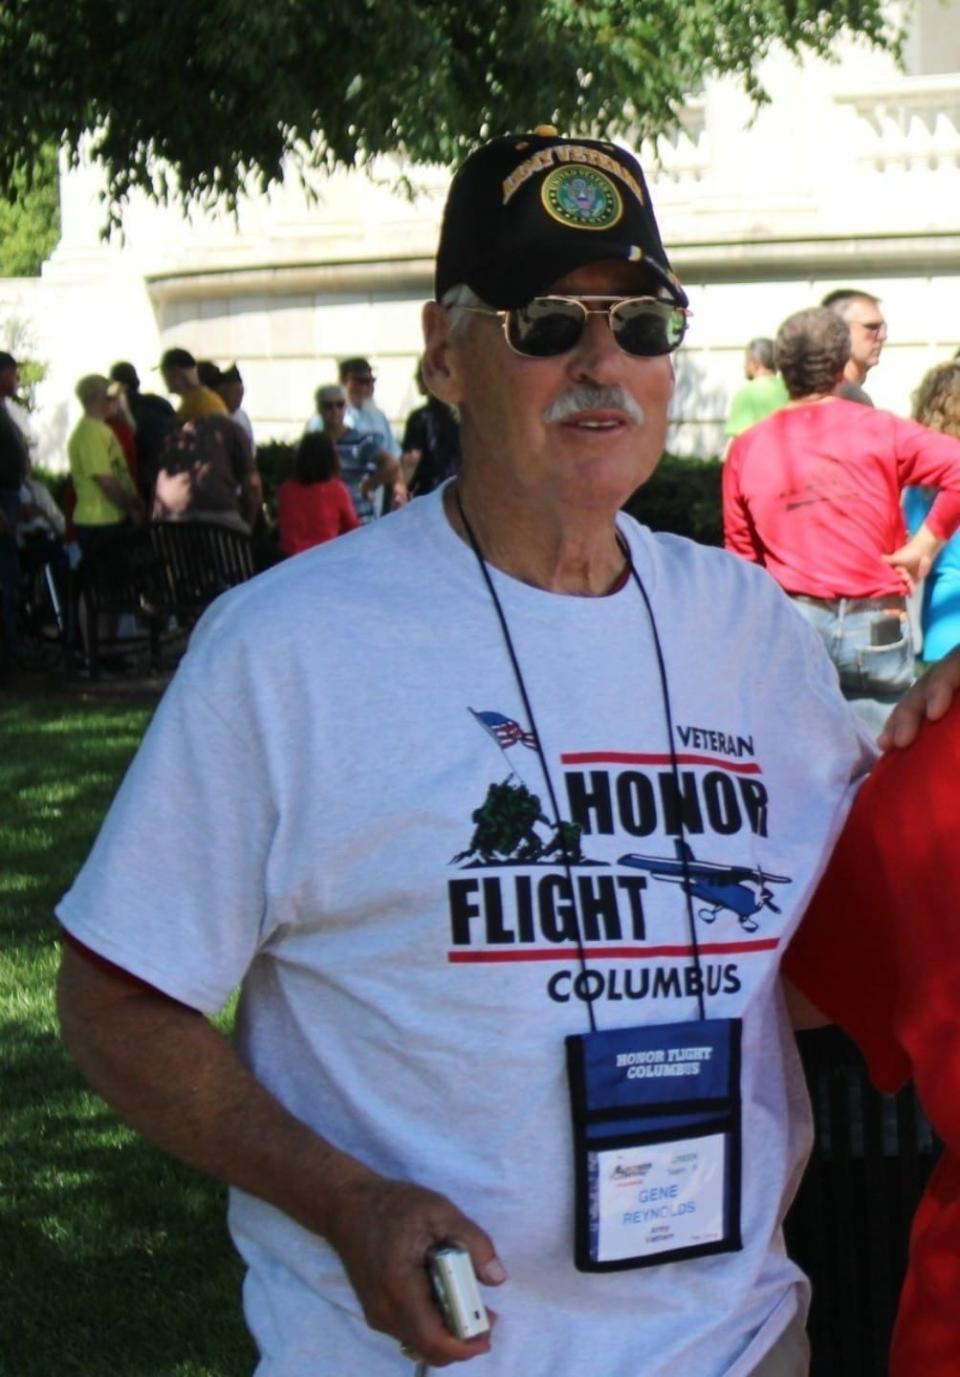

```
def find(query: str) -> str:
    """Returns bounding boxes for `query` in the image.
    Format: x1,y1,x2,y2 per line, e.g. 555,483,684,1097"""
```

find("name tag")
566,1019,742,1270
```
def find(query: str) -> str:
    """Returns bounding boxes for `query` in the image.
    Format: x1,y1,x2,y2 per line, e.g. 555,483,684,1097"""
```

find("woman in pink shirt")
278,432,360,556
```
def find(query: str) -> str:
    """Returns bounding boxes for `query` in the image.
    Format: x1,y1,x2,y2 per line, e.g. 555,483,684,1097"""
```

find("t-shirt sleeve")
785,702,960,1110
56,633,280,1014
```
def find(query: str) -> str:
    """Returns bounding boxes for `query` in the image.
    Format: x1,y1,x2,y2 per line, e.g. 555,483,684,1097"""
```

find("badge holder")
566,1018,743,1271
456,495,745,1275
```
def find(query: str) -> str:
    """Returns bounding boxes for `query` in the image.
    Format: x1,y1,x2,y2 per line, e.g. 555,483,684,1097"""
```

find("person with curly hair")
903,360,960,660
724,307,960,733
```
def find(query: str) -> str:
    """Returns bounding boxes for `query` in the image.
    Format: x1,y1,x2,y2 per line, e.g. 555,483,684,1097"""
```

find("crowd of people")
0,343,462,676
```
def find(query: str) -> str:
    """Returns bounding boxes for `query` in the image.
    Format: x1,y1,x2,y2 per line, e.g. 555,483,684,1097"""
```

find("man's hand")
881,522,942,593
325,1175,505,1367
880,646,960,749
57,943,505,1367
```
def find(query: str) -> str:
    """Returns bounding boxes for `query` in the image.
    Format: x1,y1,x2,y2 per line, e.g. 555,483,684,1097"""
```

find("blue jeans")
791,596,915,736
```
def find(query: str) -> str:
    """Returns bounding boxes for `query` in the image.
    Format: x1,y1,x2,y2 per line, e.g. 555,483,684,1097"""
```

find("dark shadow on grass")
0,698,155,949
2,697,259,1374
2,1023,256,1377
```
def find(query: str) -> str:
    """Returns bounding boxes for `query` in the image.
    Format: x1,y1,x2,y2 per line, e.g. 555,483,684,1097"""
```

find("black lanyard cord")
621,542,707,1022
455,489,599,1034
455,488,707,1028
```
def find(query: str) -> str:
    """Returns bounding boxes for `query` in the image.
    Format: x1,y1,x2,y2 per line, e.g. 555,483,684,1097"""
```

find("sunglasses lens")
507,298,586,357
613,300,687,356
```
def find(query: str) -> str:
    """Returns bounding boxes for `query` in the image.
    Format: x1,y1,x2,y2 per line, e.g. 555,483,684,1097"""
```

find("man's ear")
421,301,462,407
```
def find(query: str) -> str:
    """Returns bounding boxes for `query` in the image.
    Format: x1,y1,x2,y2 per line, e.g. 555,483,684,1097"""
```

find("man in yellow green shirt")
67,374,144,554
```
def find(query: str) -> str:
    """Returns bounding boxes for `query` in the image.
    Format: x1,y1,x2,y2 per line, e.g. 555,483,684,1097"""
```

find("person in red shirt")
723,306,960,735
784,692,960,1377
105,382,140,493
277,431,360,556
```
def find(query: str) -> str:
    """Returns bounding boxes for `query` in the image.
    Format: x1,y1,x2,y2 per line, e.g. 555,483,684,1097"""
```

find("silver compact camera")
427,1244,490,1340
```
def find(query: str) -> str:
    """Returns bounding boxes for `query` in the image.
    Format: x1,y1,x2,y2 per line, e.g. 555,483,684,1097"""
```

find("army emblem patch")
541,164,623,231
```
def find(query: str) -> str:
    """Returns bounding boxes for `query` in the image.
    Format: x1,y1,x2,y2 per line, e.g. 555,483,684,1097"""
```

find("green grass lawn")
1,696,256,1377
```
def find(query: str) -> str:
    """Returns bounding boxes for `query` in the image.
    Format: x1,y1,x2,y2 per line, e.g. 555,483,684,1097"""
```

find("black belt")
789,593,907,614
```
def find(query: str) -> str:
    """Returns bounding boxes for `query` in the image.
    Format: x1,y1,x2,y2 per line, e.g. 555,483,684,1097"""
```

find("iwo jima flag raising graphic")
446,708,792,1007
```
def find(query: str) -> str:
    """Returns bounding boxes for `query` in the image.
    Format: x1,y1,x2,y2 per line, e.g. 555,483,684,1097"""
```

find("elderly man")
339,355,401,458
723,306,960,734
55,130,950,1377
821,289,887,405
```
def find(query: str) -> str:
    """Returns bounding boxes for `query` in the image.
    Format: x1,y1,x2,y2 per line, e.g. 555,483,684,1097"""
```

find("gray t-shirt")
58,492,874,1377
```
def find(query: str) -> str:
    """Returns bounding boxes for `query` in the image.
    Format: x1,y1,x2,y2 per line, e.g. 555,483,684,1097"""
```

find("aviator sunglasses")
458,295,689,359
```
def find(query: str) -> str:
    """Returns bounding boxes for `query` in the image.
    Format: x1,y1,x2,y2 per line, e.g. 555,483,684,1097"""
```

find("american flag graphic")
469,708,538,751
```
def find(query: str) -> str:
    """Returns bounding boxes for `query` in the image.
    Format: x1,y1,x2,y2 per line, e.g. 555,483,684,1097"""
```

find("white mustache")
542,385,646,426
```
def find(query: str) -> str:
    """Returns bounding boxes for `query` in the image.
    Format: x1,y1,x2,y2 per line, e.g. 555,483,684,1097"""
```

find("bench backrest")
149,520,256,615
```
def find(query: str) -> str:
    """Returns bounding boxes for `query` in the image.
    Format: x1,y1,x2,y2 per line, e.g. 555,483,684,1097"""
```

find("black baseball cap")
435,128,687,310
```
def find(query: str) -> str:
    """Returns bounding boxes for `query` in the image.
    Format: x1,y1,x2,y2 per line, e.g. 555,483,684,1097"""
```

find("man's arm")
91,473,144,520
239,470,263,529
57,943,504,1365
372,448,401,490
360,449,405,507
881,521,942,592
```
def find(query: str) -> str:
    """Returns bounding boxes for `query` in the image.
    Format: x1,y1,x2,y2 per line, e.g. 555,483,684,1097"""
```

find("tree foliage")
0,0,901,220
0,144,60,276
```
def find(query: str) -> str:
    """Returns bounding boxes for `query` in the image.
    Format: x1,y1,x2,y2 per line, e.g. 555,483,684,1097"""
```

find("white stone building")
2,0,958,468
